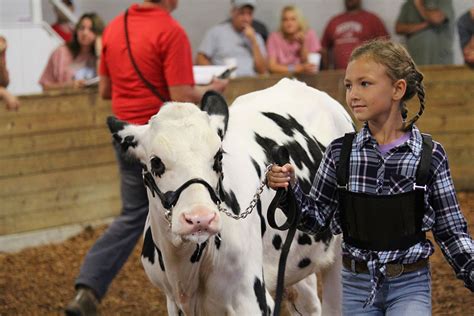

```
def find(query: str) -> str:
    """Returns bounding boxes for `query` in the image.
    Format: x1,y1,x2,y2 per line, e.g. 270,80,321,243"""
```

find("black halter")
142,171,221,211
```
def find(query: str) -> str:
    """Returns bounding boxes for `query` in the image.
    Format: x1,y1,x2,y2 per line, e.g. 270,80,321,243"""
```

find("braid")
403,70,425,131
401,104,408,122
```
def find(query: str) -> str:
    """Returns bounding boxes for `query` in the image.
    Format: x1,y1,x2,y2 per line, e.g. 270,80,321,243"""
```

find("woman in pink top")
40,13,104,90
267,5,322,74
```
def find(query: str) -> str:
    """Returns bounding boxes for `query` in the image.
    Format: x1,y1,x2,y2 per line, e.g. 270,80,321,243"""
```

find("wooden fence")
1,65,473,235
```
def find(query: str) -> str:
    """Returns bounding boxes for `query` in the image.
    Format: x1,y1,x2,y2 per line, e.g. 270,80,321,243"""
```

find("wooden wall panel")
0,65,472,236
0,164,118,197
0,127,111,158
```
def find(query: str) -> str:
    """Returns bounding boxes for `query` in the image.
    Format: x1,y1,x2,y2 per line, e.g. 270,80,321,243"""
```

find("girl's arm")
430,144,474,291
293,146,339,235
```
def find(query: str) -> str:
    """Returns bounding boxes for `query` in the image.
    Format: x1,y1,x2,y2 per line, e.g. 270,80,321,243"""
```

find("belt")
342,255,429,278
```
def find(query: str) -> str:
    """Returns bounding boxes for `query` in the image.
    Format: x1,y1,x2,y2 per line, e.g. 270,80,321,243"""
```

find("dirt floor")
1,193,473,316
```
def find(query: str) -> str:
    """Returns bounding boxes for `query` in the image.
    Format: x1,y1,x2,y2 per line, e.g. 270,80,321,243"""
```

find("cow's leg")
166,296,181,316
320,235,342,316
283,274,321,316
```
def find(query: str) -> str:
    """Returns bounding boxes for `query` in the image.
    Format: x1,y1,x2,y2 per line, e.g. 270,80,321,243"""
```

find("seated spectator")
457,7,474,67
321,0,389,70
196,0,267,77
51,0,75,43
40,13,104,90
267,5,321,74
395,0,455,65
0,36,20,111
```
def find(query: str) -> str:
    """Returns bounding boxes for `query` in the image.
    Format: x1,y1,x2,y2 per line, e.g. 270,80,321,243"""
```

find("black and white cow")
108,78,354,315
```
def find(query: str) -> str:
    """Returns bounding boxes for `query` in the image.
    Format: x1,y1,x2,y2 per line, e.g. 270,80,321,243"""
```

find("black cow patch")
253,277,269,316
213,149,224,173
200,90,229,138
150,156,165,178
251,157,262,178
257,199,266,237
218,187,241,215
258,112,327,194
214,233,221,250
142,227,165,271
298,258,311,268
297,233,312,246
141,227,155,264
157,247,165,272
121,135,138,152
254,133,278,168
272,234,282,250
313,227,333,251
190,242,208,263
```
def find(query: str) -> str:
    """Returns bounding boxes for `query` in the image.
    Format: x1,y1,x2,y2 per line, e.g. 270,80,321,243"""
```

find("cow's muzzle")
143,171,221,224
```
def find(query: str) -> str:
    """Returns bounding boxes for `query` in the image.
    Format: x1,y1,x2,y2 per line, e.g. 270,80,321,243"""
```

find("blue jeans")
342,266,432,316
75,140,149,300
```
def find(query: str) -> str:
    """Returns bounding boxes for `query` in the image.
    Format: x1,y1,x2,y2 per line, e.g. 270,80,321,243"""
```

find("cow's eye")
150,156,166,177
213,150,223,173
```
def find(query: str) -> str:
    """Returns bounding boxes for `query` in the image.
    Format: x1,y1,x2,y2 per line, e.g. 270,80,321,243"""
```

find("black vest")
337,132,433,251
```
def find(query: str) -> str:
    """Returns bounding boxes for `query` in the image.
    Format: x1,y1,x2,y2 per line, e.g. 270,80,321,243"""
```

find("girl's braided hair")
349,39,425,131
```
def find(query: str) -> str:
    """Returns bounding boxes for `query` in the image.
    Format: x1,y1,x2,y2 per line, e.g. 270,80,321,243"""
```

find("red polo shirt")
100,4,195,125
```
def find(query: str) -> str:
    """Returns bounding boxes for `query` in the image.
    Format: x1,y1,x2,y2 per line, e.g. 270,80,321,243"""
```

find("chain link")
218,164,273,220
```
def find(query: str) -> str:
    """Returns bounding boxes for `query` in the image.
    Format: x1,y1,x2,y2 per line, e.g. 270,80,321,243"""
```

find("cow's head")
107,91,229,244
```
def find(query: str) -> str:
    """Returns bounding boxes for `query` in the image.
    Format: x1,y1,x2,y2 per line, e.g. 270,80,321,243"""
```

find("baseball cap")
231,0,256,9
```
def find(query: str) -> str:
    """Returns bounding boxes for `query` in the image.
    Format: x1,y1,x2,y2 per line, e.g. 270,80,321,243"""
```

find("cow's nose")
180,207,220,235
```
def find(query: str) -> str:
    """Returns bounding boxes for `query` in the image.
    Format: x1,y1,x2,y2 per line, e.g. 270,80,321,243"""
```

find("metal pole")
30,0,43,24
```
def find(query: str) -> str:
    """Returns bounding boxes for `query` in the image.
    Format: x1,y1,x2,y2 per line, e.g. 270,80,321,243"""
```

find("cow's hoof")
65,287,99,316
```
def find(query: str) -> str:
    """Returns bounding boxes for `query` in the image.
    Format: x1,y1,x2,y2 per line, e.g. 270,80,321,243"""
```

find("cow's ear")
201,91,229,140
106,116,147,161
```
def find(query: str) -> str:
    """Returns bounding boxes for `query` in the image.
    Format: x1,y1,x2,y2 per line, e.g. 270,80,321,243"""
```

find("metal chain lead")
218,164,273,220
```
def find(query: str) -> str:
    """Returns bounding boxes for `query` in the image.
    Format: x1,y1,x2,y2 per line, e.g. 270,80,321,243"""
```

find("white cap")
231,0,256,9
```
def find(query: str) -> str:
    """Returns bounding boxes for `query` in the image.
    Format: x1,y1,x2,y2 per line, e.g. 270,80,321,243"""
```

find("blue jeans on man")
75,140,148,299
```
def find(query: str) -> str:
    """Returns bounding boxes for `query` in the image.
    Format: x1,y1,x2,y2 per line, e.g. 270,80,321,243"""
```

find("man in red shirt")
321,0,389,70
65,0,227,314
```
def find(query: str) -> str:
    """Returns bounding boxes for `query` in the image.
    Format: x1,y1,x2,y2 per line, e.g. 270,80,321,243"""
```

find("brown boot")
65,287,100,316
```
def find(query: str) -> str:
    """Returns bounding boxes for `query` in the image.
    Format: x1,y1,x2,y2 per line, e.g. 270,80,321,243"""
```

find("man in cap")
196,0,267,77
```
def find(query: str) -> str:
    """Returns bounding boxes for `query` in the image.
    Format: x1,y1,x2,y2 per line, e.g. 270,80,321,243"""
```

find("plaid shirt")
293,124,474,305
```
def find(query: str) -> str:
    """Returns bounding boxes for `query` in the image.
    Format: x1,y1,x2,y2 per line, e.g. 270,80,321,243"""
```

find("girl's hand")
267,163,296,190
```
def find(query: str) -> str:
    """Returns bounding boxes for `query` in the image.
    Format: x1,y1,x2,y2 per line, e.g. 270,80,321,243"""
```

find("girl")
267,39,473,315
40,13,104,90
266,5,321,74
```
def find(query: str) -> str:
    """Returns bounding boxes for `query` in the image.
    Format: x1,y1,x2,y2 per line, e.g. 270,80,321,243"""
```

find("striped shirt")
293,124,474,305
